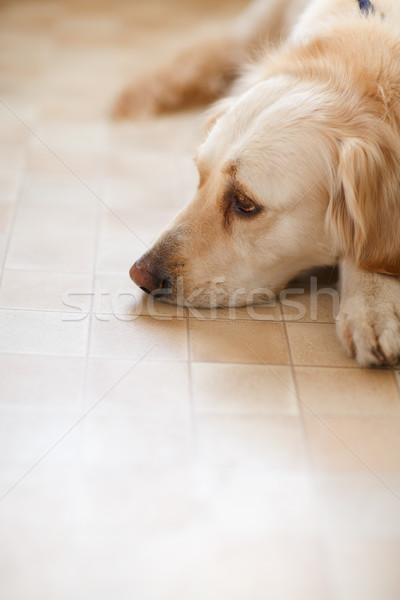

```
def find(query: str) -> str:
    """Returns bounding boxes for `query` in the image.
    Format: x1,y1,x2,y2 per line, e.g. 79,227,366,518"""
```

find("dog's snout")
129,258,170,295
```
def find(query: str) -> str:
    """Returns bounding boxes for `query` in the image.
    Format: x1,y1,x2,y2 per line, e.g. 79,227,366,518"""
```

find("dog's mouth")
140,278,173,299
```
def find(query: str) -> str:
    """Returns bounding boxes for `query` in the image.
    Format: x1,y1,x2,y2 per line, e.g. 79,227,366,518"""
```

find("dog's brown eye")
234,193,258,215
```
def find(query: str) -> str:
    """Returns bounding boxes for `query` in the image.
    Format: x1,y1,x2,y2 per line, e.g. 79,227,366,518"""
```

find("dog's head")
130,76,400,307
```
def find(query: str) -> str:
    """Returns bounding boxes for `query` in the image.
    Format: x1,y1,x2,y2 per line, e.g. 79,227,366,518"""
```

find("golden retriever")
122,0,400,367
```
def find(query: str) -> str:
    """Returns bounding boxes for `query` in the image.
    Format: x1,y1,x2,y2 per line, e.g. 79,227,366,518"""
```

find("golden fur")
125,0,400,366
259,16,400,275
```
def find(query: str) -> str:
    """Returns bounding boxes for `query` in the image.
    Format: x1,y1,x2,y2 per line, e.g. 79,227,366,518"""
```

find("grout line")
2,266,141,277
79,179,103,414
0,305,185,319
392,370,400,399
79,119,115,413
1,398,400,422
2,266,94,276
185,309,198,460
282,318,337,599
280,320,326,502
0,148,29,286
0,346,390,370
144,409,400,421
0,303,336,324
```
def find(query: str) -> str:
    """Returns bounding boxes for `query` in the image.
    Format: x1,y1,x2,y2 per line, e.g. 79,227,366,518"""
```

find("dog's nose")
129,259,166,294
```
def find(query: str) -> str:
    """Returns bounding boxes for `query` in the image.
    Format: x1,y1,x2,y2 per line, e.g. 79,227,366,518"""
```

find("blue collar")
358,0,374,14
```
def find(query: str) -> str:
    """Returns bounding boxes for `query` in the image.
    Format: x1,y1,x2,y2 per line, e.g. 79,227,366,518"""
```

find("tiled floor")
1,1,400,599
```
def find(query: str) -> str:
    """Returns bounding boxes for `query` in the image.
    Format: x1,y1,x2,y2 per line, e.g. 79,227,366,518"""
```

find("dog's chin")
150,286,278,309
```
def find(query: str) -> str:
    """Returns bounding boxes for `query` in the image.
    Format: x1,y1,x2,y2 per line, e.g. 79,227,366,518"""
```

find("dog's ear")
202,96,233,136
328,125,400,276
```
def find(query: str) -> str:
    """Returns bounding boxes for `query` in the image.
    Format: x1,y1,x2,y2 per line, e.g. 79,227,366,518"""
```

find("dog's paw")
337,276,400,367
112,79,161,119
112,38,237,120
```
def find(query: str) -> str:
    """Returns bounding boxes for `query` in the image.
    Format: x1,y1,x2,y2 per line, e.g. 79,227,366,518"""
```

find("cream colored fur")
126,0,400,367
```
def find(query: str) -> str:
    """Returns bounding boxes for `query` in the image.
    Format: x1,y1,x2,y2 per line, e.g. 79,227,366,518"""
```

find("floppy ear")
328,126,400,276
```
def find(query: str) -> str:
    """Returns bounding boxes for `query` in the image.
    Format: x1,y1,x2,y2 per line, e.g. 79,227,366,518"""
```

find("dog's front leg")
337,258,400,367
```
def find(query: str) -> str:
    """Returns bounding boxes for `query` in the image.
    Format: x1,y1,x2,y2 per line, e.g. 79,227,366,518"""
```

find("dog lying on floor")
122,0,400,367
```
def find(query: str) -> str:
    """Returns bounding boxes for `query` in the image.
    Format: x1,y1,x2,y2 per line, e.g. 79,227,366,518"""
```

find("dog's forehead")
198,77,326,174
197,79,334,209
199,79,287,164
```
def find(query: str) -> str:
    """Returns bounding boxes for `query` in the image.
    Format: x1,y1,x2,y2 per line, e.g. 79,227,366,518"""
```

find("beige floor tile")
13,193,97,238
84,358,190,415
203,468,319,537
196,415,306,469
192,363,298,415
78,465,197,539
0,145,26,173
39,93,113,123
103,177,150,212
100,536,329,600
295,367,400,416
378,471,400,497
328,540,400,600
286,322,356,367
281,286,339,323
305,416,400,470
103,177,187,230
93,273,186,318
187,537,330,600
313,471,400,538
26,145,106,178
190,320,289,364
100,195,155,244
0,233,8,268
22,173,104,203
89,314,188,360
30,122,108,152
6,231,95,273
101,198,190,245
0,107,31,146
54,14,122,45
0,176,20,203
108,114,202,154
109,147,180,179
123,530,329,600
0,409,82,467
96,233,147,275
82,413,192,468
0,174,24,200
0,202,14,235
0,476,81,599
0,270,93,312
0,92,38,125
0,472,321,600
99,205,171,242
0,354,84,411
0,309,89,356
